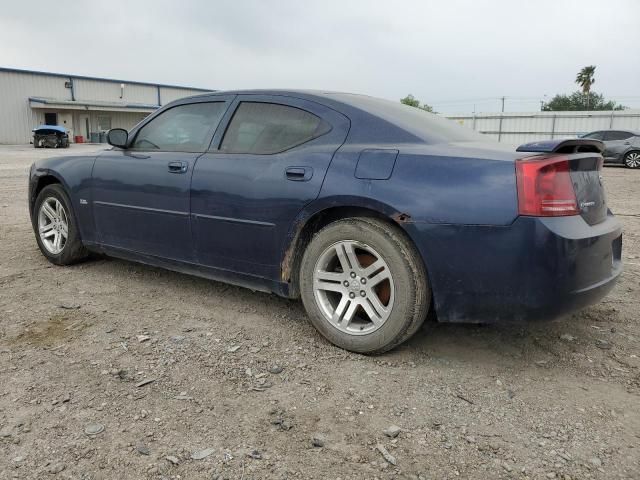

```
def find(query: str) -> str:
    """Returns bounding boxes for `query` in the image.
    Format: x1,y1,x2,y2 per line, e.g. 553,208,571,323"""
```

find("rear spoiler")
516,139,604,154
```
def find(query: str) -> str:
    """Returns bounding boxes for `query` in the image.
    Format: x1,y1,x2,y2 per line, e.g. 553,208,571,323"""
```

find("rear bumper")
411,213,622,323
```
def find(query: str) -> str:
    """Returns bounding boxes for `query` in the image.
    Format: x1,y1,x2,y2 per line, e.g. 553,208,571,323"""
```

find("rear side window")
220,102,330,154
132,102,226,152
582,131,603,140
604,131,633,141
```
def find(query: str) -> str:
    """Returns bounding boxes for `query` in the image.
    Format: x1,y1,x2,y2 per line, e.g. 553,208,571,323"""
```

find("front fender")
30,154,100,243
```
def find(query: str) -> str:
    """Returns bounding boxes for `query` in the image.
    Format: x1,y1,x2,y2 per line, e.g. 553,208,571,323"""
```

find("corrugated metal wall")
0,69,211,144
447,110,640,146
0,70,69,144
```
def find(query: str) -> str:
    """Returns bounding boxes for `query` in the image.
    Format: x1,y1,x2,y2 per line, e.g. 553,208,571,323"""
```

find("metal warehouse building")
0,67,211,144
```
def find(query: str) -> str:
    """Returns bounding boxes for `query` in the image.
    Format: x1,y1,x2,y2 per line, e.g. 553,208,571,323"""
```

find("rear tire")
624,151,640,168
32,184,88,265
299,217,430,354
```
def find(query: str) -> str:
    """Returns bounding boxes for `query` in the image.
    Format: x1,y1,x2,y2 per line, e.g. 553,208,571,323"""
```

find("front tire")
33,184,88,265
624,151,640,168
299,218,430,354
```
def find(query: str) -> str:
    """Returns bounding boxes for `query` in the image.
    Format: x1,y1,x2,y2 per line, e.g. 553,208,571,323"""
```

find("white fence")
446,110,640,146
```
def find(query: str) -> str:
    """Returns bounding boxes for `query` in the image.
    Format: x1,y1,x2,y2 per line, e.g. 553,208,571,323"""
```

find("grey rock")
135,378,156,388
376,444,397,465
47,463,66,474
312,435,325,448
165,455,180,465
560,334,576,342
268,365,284,374
247,449,262,459
84,423,105,436
136,443,150,456
383,425,401,438
191,448,215,460
595,340,612,350
589,457,602,467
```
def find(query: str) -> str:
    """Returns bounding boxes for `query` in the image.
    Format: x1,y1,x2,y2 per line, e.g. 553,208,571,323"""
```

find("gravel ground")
1,144,639,480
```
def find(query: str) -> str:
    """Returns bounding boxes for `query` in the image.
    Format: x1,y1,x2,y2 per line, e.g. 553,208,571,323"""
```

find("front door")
92,100,231,262
191,95,350,279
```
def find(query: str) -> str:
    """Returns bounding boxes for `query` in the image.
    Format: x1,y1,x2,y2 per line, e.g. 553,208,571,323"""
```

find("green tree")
400,94,435,113
542,91,626,111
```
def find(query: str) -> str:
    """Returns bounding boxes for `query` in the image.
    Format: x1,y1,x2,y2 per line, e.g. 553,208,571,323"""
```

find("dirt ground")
0,144,639,480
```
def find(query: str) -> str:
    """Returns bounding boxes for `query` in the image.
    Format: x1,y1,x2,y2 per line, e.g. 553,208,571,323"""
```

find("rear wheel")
299,218,430,354
33,184,88,265
624,151,640,168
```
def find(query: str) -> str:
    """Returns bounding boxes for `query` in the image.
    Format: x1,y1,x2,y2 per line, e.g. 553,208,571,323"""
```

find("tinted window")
132,102,226,152
604,131,633,141
220,102,330,154
582,131,603,140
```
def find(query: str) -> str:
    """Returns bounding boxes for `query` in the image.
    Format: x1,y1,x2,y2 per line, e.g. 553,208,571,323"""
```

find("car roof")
588,129,640,135
187,89,488,145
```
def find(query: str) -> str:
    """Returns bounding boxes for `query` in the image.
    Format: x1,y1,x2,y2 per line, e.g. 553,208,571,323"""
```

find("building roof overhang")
29,97,159,113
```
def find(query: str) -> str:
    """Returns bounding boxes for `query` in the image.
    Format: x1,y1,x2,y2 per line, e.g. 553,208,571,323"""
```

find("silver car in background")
581,130,640,168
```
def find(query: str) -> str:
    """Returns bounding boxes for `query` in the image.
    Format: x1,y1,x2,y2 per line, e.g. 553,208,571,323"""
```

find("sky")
0,0,639,113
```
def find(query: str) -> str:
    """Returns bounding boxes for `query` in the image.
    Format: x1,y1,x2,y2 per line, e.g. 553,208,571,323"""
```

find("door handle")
285,167,313,181
624,142,631,145
168,161,188,174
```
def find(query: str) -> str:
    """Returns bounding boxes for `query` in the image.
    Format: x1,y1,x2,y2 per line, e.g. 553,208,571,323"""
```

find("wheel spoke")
331,295,350,322
368,268,391,287
42,202,57,221
315,270,345,283
40,225,55,238
362,259,385,278
342,301,358,326
362,299,384,325
366,292,390,320
314,278,345,293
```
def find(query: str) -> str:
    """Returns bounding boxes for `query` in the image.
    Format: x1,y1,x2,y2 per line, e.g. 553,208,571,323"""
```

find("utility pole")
500,96,505,112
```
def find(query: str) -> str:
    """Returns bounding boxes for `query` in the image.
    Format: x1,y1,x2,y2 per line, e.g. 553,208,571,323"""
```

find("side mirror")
107,128,128,148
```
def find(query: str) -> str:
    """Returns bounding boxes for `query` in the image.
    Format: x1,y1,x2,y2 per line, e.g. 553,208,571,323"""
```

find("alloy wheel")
625,152,640,168
313,240,395,335
38,197,69,254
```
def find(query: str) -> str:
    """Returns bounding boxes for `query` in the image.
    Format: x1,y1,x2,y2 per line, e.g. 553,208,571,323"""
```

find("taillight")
516,156,580,216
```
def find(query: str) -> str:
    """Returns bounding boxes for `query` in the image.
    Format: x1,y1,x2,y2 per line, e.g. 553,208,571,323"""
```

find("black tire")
624,151,640,169
299,217,430,354
32,184,88,265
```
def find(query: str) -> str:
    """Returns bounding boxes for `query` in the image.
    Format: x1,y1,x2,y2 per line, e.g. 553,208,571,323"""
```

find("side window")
582,131,603,140
220,102,331,154
132,102,226,152
604,131,632,141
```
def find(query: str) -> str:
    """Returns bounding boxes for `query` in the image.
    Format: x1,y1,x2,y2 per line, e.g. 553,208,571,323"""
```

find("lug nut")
343,281,350,287
360,290,366,297
360,278,367,284
349,292,356,299
350,272,356,278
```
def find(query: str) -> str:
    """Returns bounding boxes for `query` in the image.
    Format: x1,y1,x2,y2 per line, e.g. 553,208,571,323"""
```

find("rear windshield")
330,94,487,144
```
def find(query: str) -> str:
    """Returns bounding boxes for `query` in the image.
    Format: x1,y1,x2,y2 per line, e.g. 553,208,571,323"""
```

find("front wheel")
624,151,640,168
299,218,430,354
32,184,88,265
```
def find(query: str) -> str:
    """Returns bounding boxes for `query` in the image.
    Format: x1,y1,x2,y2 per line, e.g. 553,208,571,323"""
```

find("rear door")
602,130,633,161
92,98,232,261
191,95,350,279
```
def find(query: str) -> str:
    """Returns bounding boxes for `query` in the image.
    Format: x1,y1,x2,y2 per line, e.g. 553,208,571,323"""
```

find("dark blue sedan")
28,91,623,353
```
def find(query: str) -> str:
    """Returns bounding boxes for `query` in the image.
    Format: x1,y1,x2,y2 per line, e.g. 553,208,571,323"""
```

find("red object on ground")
74,135,84,143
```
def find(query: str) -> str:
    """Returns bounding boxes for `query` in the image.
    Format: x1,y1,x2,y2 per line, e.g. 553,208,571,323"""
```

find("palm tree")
576,66,596,109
